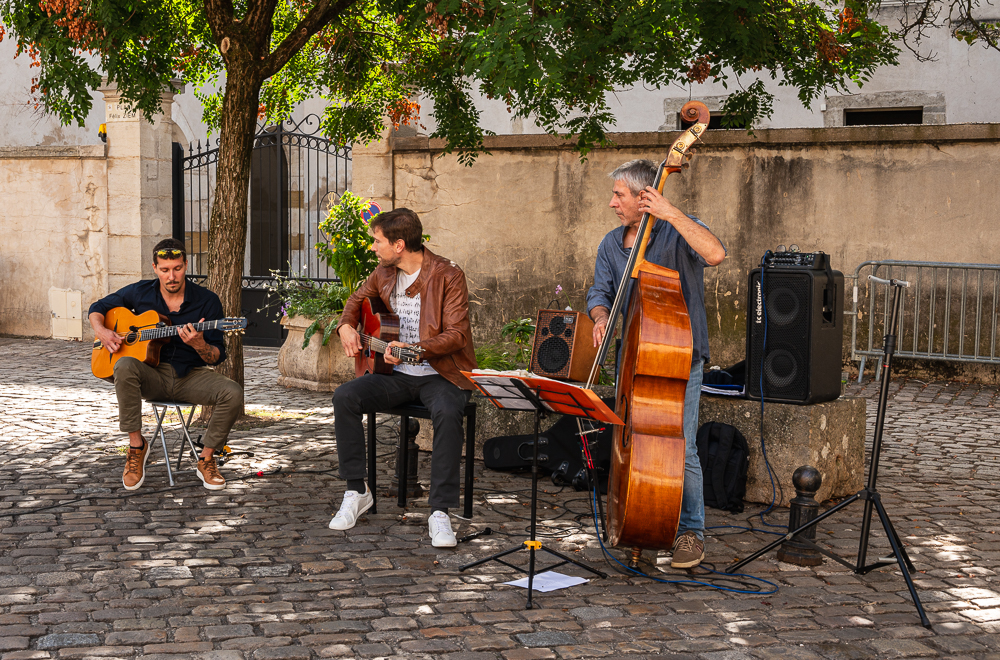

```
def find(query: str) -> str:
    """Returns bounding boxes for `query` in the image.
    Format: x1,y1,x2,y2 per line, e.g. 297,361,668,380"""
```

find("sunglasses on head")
155,248,184,259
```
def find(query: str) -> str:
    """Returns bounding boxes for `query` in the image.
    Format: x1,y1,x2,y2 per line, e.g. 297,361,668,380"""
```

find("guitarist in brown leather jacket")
330,208,477,547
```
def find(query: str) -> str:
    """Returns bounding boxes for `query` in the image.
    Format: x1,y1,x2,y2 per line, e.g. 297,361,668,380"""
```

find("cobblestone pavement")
1,337,999,659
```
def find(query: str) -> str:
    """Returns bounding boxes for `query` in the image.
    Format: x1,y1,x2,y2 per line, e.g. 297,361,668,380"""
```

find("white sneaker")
328,488,373,530
428,511,457,548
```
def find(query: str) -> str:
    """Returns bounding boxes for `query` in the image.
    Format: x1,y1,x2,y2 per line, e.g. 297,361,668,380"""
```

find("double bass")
585,101,710,559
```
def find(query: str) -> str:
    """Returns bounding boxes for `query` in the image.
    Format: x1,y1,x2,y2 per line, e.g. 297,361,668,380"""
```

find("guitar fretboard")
137,320,222,342
359,333,422,362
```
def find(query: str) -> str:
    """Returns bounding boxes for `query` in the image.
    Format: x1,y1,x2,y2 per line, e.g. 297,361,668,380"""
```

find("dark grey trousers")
332,372,470,510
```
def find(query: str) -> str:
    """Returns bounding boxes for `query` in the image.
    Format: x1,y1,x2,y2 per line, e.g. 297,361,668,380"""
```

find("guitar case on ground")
482,399,614,494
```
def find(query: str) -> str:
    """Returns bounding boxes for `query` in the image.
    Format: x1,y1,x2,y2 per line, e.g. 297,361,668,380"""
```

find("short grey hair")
609,159,658,196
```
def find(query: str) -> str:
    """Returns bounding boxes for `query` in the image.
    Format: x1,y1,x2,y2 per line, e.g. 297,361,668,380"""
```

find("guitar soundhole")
125,332,138,345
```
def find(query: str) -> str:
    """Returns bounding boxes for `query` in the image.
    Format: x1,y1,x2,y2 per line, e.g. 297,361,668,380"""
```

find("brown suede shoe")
197,455,226,490
123,439,150,491
670,531,705,569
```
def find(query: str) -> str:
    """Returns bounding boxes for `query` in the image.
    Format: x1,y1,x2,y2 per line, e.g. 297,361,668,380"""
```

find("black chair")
365,399,477,518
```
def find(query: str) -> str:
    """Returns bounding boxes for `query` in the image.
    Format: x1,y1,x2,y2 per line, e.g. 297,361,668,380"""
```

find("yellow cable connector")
524,540,542,550
98,123,107,143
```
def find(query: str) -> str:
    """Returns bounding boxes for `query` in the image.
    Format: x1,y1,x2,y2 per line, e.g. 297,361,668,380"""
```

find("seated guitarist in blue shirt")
88,238,243,491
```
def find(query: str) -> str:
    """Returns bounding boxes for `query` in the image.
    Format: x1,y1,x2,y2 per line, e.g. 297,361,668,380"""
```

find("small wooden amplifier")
528,310,599,382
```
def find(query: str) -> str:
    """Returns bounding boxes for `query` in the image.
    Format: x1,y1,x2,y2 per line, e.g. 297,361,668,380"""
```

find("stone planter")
277,315,355,392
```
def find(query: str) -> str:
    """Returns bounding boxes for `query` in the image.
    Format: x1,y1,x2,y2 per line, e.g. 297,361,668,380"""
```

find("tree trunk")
205,64,264,410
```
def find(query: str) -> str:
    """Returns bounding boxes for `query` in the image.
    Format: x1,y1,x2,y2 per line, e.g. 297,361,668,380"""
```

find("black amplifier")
762,250,830,270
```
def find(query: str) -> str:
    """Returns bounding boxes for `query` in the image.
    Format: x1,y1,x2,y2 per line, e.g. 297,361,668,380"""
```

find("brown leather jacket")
336,247,477,390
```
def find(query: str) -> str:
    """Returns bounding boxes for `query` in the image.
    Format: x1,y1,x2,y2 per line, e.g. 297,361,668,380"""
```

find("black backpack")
696,421,749,514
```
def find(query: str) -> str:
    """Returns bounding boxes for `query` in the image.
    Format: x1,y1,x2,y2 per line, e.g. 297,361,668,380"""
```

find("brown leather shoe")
670,531,705,569
197,455,226,490
123,439,150,491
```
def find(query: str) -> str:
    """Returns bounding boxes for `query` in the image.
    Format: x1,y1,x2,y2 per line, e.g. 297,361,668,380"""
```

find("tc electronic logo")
754,281,763,325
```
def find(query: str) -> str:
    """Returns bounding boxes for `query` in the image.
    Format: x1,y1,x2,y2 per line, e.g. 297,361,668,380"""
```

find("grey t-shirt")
586,216,723,366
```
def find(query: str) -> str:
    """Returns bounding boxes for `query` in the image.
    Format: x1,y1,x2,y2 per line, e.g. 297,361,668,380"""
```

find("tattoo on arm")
197,344,220,365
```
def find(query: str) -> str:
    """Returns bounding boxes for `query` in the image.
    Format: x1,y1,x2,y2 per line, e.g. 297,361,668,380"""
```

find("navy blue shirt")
587,216,725,366
89,279,228,378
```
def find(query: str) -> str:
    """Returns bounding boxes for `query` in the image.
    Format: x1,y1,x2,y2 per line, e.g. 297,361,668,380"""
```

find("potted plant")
276,191,377,391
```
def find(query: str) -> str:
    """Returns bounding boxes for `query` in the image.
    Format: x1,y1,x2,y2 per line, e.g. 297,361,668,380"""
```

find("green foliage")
500,316,535,366
2,0,906,157
263,272,351,348
475,343,519,371
315,191,380,294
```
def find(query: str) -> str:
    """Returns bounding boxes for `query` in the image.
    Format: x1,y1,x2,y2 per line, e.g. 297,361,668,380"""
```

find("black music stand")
725,276,931,628
459,373,613,608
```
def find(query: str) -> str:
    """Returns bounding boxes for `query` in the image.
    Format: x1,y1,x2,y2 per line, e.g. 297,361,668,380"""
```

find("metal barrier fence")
850,260,1000,381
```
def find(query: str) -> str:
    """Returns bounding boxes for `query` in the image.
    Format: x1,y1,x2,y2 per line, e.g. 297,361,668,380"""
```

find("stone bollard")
390,418,424,499
777,466,824,566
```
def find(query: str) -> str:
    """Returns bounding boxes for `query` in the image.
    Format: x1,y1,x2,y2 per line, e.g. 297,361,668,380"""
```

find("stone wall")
363,124,1000,373
0,146,108,338
0,84,182,341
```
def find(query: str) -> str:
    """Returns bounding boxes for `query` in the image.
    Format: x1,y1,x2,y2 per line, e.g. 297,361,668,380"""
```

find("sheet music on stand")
463,369,623,425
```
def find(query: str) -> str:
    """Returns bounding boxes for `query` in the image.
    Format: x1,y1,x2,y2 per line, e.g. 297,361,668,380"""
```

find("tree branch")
245,0,281,52
260,0,360,78
203,0,237,45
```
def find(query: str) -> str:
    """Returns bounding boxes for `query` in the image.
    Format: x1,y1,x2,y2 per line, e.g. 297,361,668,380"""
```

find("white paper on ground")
503,571,589,592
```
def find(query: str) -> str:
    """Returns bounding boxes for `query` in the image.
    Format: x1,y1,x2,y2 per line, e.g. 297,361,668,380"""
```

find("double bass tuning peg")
685,150,695,159
681,161,691,170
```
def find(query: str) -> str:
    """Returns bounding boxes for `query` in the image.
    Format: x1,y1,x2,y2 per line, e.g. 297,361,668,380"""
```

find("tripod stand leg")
459,543,524,571
856,497,876,569
540,545,608,578
857,491,917,575
725,493,861,574
871,496,931,628
527,545,537,609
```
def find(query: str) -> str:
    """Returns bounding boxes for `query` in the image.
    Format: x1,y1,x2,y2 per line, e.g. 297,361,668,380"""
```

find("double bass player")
587,159,726,569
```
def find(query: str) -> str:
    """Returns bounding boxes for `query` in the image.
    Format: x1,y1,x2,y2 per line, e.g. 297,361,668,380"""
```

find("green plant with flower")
315,191,379,295
265,192,378,348
263,272,352,348
501,316,536,367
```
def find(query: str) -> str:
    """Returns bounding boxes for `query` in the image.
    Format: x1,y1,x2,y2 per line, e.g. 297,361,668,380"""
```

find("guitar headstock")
394,345,425,365
220,317,249,335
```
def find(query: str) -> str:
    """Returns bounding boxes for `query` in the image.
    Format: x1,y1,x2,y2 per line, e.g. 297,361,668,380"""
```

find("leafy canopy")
2,0,902,157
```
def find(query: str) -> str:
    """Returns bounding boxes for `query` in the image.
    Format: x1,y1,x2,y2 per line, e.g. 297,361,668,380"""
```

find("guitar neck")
140,320,221,342
361,334,420,361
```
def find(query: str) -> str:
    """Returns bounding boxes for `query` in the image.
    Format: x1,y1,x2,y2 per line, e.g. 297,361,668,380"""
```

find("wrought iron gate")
172,115,352,346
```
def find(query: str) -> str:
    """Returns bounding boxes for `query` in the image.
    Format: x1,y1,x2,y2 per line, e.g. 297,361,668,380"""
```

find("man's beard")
379,254,401,268
165,281,182,292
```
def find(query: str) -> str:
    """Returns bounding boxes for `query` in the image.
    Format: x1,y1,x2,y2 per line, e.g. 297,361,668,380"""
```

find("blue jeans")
678,359,705,540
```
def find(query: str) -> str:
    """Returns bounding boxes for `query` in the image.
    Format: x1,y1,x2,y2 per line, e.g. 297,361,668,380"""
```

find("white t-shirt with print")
390,268,438,377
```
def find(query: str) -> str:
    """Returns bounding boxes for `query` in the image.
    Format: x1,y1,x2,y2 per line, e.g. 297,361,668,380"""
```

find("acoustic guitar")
91,307,247,381
355,296,425,377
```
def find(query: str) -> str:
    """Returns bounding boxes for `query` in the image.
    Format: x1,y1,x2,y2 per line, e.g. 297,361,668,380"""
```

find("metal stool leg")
367,413,377,514
151,404,176,486
398,414,409,509
463,406,476,519
174,404,201,470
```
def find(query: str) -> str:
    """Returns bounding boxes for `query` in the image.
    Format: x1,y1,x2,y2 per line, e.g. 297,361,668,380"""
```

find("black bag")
695,421,749,513
482,409,612,494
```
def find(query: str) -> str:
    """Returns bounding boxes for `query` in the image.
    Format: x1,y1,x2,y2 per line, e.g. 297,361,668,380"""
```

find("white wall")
416,10,1000,136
